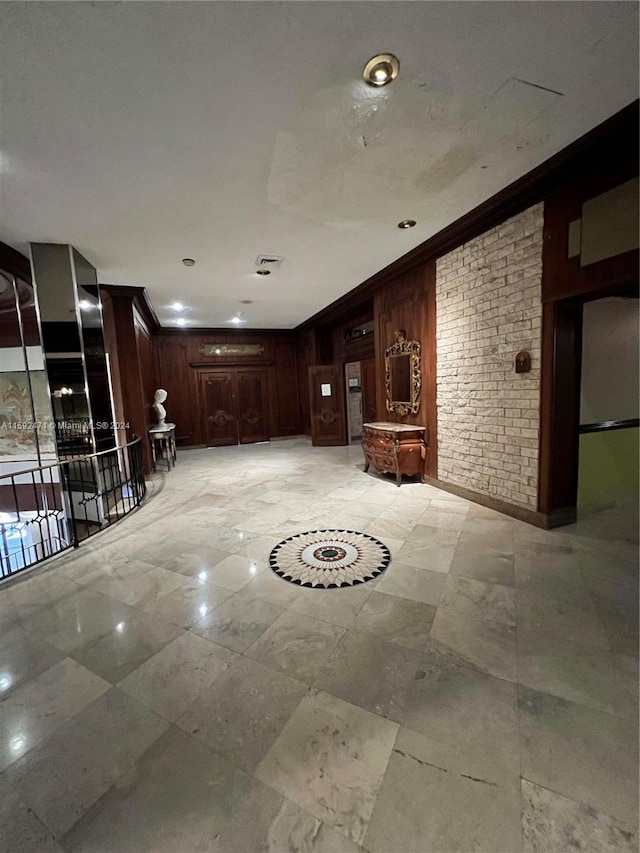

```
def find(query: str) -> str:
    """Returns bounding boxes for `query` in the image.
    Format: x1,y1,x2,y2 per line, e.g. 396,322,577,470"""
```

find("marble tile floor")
0,439,637,853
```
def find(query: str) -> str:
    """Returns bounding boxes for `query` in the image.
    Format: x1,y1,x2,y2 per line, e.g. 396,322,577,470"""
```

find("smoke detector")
255,254,284,271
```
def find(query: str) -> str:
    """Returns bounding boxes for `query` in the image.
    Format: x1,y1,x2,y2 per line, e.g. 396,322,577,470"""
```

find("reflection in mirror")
390,354,411,402
385,330,421,417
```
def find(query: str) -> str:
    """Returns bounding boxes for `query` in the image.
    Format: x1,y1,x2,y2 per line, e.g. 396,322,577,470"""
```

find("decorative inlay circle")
269,530,391,588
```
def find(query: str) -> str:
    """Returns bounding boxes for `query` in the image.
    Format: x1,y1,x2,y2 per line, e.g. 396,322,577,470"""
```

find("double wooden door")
201,370,269,446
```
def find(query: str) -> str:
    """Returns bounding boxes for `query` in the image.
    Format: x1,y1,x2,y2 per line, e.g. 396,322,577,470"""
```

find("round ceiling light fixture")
182,258,195,267
363,54,399,87
175,317,187,327
256,269,271,276
397,219,417,229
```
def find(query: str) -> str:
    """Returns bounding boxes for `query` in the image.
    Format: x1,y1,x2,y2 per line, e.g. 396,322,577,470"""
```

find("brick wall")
435,203,544,509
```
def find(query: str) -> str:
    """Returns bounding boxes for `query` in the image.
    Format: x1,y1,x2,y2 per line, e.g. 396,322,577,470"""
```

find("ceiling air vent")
255,254,284,270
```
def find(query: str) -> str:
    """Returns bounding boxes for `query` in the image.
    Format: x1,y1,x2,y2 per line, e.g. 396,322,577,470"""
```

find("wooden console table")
149,423,177,472
362,422,425,486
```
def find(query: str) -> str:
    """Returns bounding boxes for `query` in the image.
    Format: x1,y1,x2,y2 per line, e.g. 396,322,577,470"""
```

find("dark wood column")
100,286,159,474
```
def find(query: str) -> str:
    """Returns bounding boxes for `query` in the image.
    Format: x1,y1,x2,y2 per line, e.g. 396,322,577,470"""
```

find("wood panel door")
237,371,269,444
309,365,347,446
360,357,377,424
202,372,238,446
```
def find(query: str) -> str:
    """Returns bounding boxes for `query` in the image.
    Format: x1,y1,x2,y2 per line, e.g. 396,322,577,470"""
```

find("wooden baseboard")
422,475,576,529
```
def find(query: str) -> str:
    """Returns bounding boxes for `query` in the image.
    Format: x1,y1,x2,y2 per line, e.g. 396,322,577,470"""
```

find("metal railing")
0,438,146,581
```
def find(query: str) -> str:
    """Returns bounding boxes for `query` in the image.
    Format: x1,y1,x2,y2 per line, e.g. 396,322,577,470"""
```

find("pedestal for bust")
148,423,176,472
362,421,425,486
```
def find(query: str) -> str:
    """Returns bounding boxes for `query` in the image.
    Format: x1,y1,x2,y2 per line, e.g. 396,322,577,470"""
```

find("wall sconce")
515,352,531,373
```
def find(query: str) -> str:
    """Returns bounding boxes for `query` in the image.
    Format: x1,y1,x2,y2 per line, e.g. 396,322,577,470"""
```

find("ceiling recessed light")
256,269,271,276
398,219,416,229
175,317,187,327
363,54,400,87
182,258,195,267
170,301,185,311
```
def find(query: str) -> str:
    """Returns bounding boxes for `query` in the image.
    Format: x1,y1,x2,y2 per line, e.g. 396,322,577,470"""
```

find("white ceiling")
0,2,637,329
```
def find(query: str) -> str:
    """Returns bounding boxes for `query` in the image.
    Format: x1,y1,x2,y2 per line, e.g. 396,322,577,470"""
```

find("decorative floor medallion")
269,529,391,588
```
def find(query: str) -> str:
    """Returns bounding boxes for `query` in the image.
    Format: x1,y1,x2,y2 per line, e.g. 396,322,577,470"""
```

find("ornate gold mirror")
385,330,421,416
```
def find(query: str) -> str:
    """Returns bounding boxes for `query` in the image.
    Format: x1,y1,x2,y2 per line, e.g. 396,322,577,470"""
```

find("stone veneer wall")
435,203,544,509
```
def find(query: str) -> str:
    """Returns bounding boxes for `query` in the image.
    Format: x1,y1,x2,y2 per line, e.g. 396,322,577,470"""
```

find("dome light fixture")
256,269,271,276
175,317,187,327
363,54,399,87
397,219,417,229
182,258,195,267
170,301,185,311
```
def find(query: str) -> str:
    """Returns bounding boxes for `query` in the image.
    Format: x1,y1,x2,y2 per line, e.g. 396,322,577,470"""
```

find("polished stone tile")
118,632,237,721
178,655,307,772
406,523,461,548
63,727,284,853
236,566,303,607
0,779,65,853
290,583,373,629
152,540,231,579
395,540,456,574
247,609,345,683
518,634,638,716
315,630,421,720
516,583,611,651
364,727,522,853
394,649,520,781
0,623,64,698
17,588,133,654
191,594,284,653
428,575,517,680
416,508,468,531
205,553,268,591
374,561,447,606
353,591,435,650
263,799,368,853
449,548,515,586
0,658,109,770
518,686,639,825
438,575,515,624
2,687,169,837
142,577,235,629
430,602,517,682
0,573,81,624
256,689,398,844
69,608,183,683
86,565,188,607
521,778,638,853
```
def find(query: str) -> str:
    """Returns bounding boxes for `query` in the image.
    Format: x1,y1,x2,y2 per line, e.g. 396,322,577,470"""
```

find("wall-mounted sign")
321,383,332,397
200,344,264,357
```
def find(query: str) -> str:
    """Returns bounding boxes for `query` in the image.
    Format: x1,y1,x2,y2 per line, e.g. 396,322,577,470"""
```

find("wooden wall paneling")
543,175,639,304
538,301,583,521
374,266,429,426
133,308,156,432
99,288,157,473
274,341,301,435
360,357,377,424
424,262,438,478
296,329,315,436
156,339,200,445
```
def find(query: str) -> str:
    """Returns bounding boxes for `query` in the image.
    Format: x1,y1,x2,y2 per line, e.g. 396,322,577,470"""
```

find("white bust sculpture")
153,388,168,426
